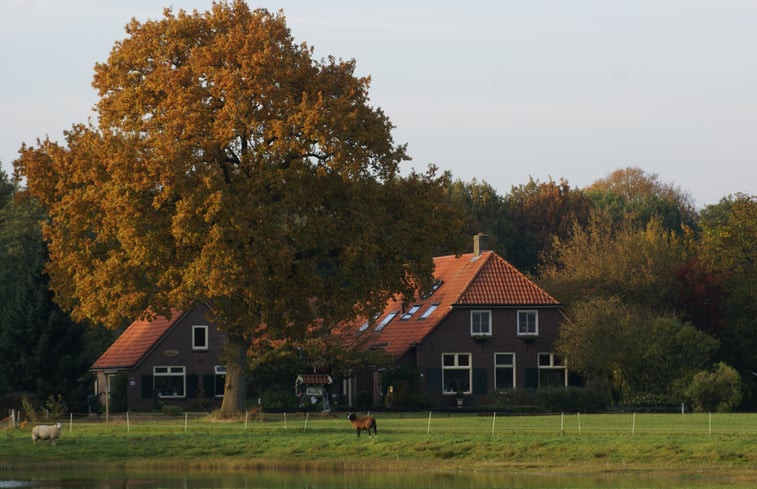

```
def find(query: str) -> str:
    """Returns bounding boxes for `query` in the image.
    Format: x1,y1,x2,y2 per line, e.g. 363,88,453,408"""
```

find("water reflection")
0,468,742,489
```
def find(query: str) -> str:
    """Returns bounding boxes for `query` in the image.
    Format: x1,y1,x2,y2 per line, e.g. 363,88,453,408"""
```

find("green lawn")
3,411,756,482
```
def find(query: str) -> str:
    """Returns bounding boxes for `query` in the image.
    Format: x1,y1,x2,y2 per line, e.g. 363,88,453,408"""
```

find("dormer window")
192,325,208,350
471,310,492,336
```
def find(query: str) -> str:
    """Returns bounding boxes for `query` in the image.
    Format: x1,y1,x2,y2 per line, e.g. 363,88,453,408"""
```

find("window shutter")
426,368,442,392
525,368,539,389
203,374,215,398
186,374,198,398
473,368,487,395
140,375,153,399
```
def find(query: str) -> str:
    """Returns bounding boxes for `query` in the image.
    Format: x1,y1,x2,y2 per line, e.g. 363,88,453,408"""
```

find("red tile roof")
457,252,559,305
354,251,560,357
92,251,559,367
296,374,333,385
91,309,184,370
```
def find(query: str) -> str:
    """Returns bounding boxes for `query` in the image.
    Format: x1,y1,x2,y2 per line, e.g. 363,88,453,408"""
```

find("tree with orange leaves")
15,2,463,415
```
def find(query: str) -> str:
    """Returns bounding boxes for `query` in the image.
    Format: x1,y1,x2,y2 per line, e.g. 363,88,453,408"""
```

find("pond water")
0,468,743,489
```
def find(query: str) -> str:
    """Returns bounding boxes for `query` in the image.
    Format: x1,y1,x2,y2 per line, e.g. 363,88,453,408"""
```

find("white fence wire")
6,410,755,437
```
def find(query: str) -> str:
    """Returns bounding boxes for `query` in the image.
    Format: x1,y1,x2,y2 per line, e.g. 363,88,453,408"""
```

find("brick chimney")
473,233,489,257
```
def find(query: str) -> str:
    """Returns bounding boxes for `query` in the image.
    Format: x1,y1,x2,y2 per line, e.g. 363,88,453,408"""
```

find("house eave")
89,366,132,373
451,303,563,309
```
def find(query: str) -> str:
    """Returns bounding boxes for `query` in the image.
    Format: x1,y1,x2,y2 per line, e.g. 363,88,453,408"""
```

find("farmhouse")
339,234,569,408
91,235,568,411
90,303,226,412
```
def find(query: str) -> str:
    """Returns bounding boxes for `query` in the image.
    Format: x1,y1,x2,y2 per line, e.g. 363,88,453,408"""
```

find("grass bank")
2,412,756,483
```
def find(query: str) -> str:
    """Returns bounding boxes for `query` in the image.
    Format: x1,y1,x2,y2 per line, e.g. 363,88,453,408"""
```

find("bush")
159,404,183,415
260,389,299,409
404,393,435,410
43,394,68,419
491,384,611,413
492,388,538,410
685,362,742,412
537,383,612,413
21,395,40,423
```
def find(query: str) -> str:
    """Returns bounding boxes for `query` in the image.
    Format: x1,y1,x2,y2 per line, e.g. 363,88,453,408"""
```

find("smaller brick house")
90,303,226,412
341,235,568,408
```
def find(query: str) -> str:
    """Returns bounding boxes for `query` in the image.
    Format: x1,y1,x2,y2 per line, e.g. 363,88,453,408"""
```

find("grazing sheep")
347,413,377,438
32,422,62,445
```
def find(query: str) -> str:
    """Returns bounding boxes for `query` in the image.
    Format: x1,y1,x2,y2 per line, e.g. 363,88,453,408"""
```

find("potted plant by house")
456,391,465,407
455,383,465,408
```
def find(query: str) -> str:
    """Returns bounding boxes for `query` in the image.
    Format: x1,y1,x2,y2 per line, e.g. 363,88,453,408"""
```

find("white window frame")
153,366,186,398
517,310,539,336
192,325,209,350
471,310,492,336
537,353,567,387
442,352,472,395
494,352,516,389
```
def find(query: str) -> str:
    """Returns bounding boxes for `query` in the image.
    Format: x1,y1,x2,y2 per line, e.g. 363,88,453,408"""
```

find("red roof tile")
353,251,560,357
91,309,183,370
296,374,333,385
457,252,559,305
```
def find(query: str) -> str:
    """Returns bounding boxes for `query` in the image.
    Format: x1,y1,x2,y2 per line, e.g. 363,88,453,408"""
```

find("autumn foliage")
15,2,462,414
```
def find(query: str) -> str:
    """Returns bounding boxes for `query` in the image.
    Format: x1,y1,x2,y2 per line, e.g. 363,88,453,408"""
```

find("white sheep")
31,422,62,445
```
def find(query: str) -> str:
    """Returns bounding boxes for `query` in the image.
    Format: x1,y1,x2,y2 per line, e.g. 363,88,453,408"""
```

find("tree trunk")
219,337,248,417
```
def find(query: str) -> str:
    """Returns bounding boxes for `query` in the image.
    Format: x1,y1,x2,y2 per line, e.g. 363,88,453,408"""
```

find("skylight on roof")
421,279,443,299
358,311,381,333
420,303,439,319
401,304,421,320
374,311,398,332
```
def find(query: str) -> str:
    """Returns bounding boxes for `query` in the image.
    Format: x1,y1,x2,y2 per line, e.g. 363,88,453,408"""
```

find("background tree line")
6,3,751,415
2,165,753,412
447,167,754,409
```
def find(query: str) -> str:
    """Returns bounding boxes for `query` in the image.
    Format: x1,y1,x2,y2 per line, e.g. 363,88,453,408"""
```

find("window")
192,325,208,350
442,353,471,394
517,310,538,336
419,303,439,319
374,311,398,332
401,304,422,320
422,279,443,299
154,366,186,398
214,366,226,398
359,312,381,332
537,353,566,387
471,310,491,336
494,353,515,389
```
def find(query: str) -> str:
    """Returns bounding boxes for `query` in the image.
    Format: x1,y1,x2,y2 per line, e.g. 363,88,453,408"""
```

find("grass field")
2,411,756,483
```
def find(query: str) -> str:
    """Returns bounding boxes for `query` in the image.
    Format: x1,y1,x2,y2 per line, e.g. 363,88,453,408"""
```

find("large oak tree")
15,2,462,415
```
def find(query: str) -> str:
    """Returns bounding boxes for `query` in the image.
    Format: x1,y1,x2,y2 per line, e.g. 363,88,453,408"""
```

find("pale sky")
2,0,755,208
